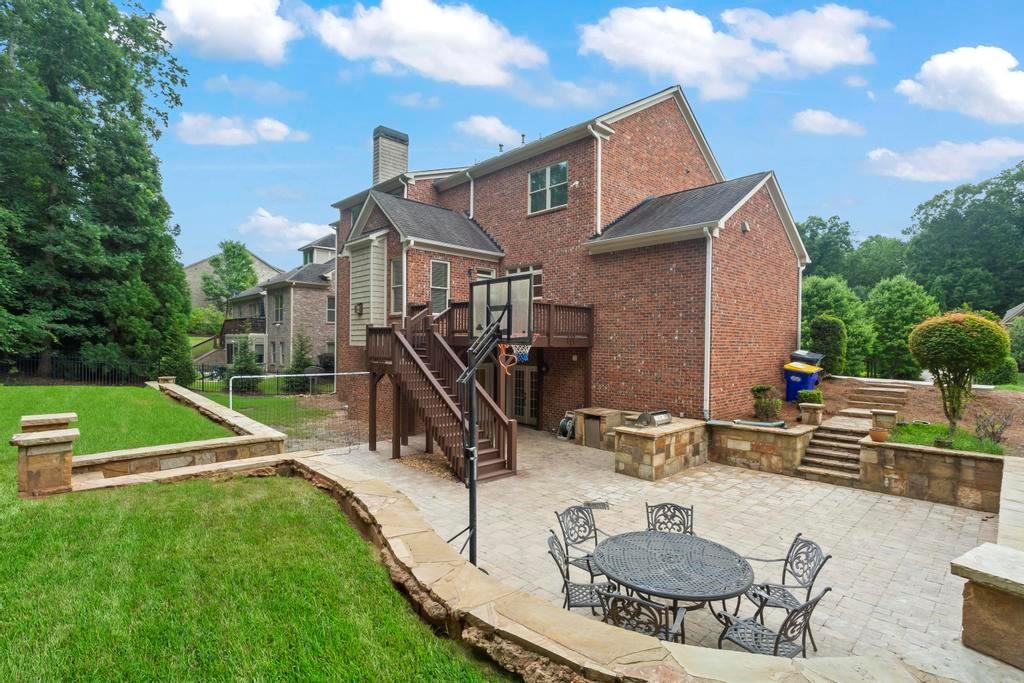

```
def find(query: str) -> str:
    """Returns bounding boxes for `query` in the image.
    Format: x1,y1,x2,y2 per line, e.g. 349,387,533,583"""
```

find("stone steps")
848,400,904,411
796,464,861,481
806,445,860,461
802,456,860,471
838,407,874,419
812,431,862,444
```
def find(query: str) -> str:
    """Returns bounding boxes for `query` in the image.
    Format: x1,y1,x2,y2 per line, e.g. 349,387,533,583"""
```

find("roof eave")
586,222,719,255
406,237,503,260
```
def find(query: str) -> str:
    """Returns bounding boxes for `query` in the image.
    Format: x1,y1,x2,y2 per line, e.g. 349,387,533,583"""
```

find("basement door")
506,365,539,426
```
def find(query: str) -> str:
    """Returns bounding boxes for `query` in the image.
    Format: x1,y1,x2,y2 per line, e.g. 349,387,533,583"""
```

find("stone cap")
858,436,1004,462
870,409,898,416
706,420,816,436
10,428,81,448
951,542,1024,598
615,417,704,437
20,413,78,429
157,376,176,384
798,402,824,409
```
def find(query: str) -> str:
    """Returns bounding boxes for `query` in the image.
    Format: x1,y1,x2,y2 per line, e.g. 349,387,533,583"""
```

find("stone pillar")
157,376,177,384
10,428,80,497
798,403,824,426
20,412,78,433
871,409,898,431
952,543,1024,669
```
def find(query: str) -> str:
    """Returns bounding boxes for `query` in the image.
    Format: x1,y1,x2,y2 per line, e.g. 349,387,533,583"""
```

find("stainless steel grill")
634,410,673,427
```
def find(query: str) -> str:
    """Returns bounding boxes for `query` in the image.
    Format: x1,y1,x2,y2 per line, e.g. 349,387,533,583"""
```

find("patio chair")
717,587,831,658
554,505,608,581
741,533,832,652
597,589,686,644
547,531,616,612
645,502,695,535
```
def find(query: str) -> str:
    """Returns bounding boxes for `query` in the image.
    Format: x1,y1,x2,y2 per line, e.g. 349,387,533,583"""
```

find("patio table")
592,531,754,616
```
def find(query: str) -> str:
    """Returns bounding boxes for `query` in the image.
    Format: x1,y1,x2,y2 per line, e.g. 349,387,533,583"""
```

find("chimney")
372,126,409,185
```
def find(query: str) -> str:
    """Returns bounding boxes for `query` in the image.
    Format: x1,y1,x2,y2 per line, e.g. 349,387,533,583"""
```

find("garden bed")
891,422,1003,455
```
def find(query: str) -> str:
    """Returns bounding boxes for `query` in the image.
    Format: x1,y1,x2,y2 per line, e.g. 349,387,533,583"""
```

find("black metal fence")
0,355,157,386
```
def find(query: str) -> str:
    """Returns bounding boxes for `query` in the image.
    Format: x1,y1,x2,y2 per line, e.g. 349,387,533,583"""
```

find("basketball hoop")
496,335,536,375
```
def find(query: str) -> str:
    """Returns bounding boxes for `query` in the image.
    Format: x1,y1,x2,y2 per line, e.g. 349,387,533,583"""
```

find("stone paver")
320,429,997,661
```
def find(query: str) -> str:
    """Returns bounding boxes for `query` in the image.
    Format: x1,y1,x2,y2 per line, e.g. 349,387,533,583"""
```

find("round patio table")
592,531,754,606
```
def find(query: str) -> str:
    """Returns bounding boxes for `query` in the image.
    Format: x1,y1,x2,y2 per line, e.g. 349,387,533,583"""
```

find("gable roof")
262,261,335,288
183,248,282,274
330,167,468,211
299,232,336,251
348,190,503,257
434,85,723,191
587,171,809,264
1004,301,1024,324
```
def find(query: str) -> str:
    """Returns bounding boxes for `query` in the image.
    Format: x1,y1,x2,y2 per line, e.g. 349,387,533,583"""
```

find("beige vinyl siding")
369,239,387,326
348,238,386,346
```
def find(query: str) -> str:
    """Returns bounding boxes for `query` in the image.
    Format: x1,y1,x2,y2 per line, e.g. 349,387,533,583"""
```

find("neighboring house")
1004,302,1024,325
220,236,337,372
333,87,809,439
183,248,281,310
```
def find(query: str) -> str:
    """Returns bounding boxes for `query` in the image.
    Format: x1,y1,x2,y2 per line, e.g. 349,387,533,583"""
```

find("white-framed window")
303,250,313,265
475,267,496,281
390,258,404,315
273,294,284,323
254,343,265,364
430,260,450,313
270,342,277,364
528,161,568,214
326,296,336,323
506,265,543,299
280,342,287,365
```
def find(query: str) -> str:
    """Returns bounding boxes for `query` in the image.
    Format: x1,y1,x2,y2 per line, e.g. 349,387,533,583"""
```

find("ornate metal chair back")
783,533,831,595
645,502,695,535
775,587,831,655
597,589,668,639
555,505,598,548
546,531,570,583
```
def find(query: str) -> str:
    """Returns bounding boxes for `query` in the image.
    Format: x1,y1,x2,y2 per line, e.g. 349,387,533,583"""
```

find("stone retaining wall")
707,421,815,475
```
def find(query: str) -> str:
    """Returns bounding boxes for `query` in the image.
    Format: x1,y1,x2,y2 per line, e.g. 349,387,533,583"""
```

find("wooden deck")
432,301,593,348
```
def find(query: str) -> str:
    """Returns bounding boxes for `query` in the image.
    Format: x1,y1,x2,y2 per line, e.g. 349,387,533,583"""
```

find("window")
248,302,259,317
270,342,277,364
273,294,284,323
326,296,336,323
254,343,265,364
430,260,450,313
226,342,236,364
390,259,404,315
507,265,543,299
280,342,287,365
528,161,568,214
326,342,335,358
303,250,313,265
475,267,496,280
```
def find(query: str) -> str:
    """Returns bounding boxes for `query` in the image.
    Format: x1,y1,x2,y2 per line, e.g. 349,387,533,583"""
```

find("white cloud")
511,78,618,108
158,0,301,65
391,92,441,109
205,75,304,103
175,114,309,145
792,109,865,136
238,208,332,253
866,138,1024,182
844,75,868,88
311,0,546,87
579,4,888,100
454,115,521,147
896,46,1024,124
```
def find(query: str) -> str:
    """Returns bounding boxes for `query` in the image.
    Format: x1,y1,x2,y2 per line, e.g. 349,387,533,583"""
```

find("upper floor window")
303,250,313,265
430,260,450,313
475,267,496,281
390,259,404,315
507,266,543,299
326,296,336,323
528,161,568,214
273,294,284,323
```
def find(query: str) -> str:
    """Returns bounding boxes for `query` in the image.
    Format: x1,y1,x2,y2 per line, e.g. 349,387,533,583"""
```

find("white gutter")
398,175,408,199
703,226,714,420
403,238,413,321
797,264,806,348
587,125,604,234
467,170,475,219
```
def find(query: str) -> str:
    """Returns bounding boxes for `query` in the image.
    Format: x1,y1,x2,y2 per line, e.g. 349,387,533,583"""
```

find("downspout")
702,227,714,420
587,125,603,234
261,290,269,370
797,264,806,348
403,238,414,322
467,170,475,219
289,283,295,365
398,174,408,199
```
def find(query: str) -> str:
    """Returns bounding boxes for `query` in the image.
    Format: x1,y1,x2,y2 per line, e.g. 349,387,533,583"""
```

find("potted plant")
796,389,825,425
868,425,890,442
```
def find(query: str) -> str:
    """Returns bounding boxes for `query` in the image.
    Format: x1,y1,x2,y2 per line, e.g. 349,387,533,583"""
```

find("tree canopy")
866,275,939,380
797,215,853,278
201,241,259,312
802,276,875,376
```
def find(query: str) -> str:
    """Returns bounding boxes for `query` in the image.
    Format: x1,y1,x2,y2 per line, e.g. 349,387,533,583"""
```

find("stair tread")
796,465,860,481
852,386,910,395
838,408,873,418
807,446,861,460
812,431,862,442
478,469,515,482
802,456,860,471
848,400,903,409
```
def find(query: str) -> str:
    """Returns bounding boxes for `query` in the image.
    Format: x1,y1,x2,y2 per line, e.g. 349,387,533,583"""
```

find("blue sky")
146,1,1024,270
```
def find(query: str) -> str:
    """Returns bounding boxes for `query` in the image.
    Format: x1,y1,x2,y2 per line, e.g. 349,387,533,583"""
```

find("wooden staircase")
367,309,517,482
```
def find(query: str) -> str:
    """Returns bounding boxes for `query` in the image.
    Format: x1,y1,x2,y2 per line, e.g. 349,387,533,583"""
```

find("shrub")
909,312,1010,436
188,306,224,336
974,409,1014,445
801,275,875,376
1010,318,1024,371
977,356,1019,385
283,333,315,393
316,352,335,372
227,338,262,394
865,275,939,380
797,389,823,404
751,385,782,420
808,315,847,375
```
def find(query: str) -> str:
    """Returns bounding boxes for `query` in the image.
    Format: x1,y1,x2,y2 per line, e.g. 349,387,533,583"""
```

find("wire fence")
0,354,156,386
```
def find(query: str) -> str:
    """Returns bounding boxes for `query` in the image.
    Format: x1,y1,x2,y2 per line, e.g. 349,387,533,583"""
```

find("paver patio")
322,429,998,661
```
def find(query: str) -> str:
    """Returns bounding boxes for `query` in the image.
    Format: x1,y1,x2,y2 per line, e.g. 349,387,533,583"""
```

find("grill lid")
634,410,673,427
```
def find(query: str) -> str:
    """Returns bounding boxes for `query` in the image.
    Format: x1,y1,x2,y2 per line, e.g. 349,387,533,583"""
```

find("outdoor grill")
634,410,673,427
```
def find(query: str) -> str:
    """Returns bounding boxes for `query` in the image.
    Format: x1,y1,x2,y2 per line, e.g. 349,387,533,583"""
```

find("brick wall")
265,284,335,373
405,248,498,308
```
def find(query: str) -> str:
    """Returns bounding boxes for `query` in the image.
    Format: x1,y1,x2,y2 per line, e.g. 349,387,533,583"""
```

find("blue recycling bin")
783,362,822,401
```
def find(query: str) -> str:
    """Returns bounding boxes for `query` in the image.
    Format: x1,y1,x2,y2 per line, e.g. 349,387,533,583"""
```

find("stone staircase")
798,421,867,482
840,383,909,416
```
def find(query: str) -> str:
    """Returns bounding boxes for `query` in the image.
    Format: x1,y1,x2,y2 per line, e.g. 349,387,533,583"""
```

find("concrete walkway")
322,429,998,663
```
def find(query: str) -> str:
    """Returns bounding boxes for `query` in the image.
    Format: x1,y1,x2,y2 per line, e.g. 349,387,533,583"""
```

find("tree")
227,337,262,394
842,235,907,296
201,241,259,312
0,0,190,372
802,276,875,376
808,315,847,375
284,333,315,392
189,306,225,336
866,276,940,380
1010,318,1024,372
798,216,854,278
909,312,1010,437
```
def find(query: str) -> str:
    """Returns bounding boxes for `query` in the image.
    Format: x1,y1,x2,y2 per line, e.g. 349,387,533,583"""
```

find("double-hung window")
528,161,568,214
430,260,450,313
507,266,543,299
254,343,265,364
390,259,404,315
326,296,336,323
273,294,284,323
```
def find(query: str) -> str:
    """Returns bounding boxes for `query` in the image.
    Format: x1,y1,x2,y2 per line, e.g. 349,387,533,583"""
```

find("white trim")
797,264,806,348
407,238,502,260
586,222,719,254
340,230,386,256
288,283,294,364
389,256,405,316
429,259,451,312
398,175,408,199
762,174,810,265
333,224,339,370
703,227,714,420
718,174,772,226
588,125,606,234
467,170,475,219
526,160,569,215
330,168,467,210
326,293,336,323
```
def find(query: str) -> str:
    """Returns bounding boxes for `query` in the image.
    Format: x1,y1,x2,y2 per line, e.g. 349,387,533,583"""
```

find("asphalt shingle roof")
364,190,503,254
300,233,337,251
262,261,335,288
591,172,771,243
1005,301,1024,324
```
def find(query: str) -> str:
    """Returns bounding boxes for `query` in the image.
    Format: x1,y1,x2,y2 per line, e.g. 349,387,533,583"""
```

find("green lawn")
996,372,1024,392
0,385,232,455
890,422,1004,455
203,391,335,438
189,335,215,358
0,386,505,679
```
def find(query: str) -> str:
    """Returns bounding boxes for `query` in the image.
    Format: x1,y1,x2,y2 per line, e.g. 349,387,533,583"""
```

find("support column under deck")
392,378,402,460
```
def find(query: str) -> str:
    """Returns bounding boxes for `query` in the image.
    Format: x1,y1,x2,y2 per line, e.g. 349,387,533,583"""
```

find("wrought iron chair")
554,505,608,581
597,589,686,644
547,531,616,612
742,533,832,652
645,502,695,535
717,588,831,658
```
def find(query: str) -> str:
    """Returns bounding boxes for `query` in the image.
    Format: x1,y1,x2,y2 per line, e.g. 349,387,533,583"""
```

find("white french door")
506,365,538,426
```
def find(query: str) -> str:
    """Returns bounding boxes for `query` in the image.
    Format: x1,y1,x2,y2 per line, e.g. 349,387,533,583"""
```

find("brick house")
332,87,809,477
220,235,337,371
183,248,281,311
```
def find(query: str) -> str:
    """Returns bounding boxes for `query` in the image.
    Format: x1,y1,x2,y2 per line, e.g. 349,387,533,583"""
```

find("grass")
890,422,1004,455
189,335,215,358
996,372,1024,392
0,386,505,679
203,391,334,438
0,385,231,455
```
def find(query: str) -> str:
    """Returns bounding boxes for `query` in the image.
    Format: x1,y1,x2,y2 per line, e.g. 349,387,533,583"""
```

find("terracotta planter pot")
868,427,889,443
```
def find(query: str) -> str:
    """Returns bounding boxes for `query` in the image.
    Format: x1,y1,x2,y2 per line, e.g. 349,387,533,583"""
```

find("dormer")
299,233,337,265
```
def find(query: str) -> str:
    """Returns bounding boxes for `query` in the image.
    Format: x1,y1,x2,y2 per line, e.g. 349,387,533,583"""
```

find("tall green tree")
1008,318,1024,372
0,0,189,372
866,275,940,380
904,162,1024,313
802,275,876,376
201,241,259,312
843,235,907,297
798,215,854,278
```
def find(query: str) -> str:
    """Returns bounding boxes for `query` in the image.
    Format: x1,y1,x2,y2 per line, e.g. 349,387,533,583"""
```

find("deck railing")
434,300,593,348
220,317,267,336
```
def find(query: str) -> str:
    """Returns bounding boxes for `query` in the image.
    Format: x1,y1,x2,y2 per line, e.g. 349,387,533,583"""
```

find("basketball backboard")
468,273,533,343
